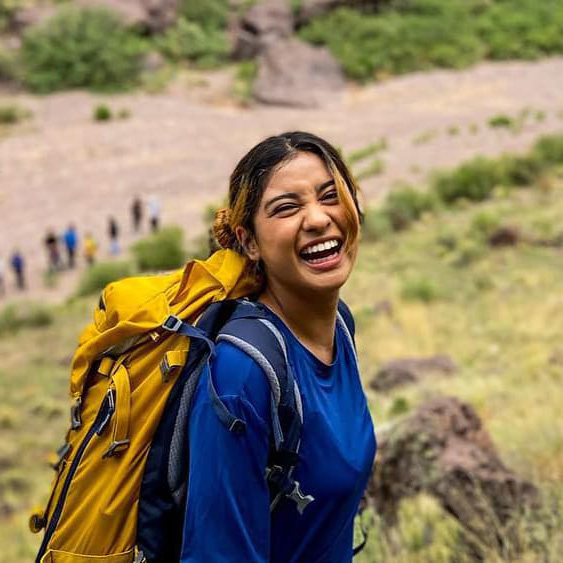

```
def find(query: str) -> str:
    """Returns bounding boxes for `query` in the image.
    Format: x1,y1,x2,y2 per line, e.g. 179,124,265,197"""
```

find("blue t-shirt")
181,307,376,563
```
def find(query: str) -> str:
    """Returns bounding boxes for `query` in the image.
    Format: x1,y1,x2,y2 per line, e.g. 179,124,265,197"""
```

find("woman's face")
244,151,358,300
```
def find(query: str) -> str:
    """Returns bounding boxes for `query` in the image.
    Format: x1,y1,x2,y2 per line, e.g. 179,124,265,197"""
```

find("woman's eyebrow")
317,179,335,192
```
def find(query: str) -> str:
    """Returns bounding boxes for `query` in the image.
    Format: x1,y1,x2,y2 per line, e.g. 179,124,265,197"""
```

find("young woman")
181,132,376,562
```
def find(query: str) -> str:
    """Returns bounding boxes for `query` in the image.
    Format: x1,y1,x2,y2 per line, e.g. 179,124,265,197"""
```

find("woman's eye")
322,190,338,202
272,203,299,215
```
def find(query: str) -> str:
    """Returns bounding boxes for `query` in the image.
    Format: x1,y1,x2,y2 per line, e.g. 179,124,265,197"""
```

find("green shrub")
299,6,483,81
383,186,436,230
132,226,187,272
0,47,18,83
0,104,31,125
401,277,439,303
0,302,53,335
476,0,563,60
532,134,563,166
21,7,145,93
501,154,543,186
299,0,563,81
470,210,501,239
488,114,513,129
232,60,258,104
77,261,134,296
93,104,112,122
432,157,503,204
388,396,410,417
180,0,229,30
156,17,229,67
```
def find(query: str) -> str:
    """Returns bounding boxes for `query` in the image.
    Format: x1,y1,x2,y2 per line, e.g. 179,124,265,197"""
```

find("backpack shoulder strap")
213,300,314,515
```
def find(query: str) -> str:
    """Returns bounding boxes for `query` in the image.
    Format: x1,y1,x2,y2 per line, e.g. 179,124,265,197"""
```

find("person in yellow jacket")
83,232,97,265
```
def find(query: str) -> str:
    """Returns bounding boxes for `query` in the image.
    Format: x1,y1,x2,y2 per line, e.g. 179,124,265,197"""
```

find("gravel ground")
1,57,562,302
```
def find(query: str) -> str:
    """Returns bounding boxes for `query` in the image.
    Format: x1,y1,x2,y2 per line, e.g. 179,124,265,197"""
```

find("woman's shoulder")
211,338,271,414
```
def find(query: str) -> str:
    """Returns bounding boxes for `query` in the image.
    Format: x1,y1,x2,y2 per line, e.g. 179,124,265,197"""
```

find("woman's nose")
303,203,331,232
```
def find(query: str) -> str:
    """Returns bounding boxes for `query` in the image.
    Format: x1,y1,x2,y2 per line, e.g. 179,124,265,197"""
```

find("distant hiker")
108,217,120,255
148,195,160,233
0,256,5,296
11,250,25,290
83,233,97,266
63,224,78,269
131,196,143,233
44,229,61,272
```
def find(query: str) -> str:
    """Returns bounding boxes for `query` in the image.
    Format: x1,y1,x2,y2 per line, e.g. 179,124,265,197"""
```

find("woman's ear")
234,226,260,261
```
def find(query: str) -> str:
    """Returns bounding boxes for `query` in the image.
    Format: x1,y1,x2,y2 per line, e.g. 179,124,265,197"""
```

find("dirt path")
1,57,562,303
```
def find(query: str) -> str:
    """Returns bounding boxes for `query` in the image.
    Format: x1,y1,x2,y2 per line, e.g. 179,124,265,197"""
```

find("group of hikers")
0,195,161,296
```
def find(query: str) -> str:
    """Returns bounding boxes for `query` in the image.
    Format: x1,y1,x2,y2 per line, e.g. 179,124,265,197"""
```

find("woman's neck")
259,284,339,365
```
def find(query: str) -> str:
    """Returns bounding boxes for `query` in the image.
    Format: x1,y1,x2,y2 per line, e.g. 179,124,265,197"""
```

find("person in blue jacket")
181,132,377,562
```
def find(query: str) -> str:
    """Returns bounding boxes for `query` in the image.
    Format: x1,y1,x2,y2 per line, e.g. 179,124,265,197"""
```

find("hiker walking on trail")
44,229,61,272
63,224,78,269
10,250,25,290
148,195,160,233
108,217,120,255
131,196,143,233
83,233,97,265
180,132,376,562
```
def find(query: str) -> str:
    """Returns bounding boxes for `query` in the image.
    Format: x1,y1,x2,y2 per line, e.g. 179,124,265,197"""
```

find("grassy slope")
1,182,563,560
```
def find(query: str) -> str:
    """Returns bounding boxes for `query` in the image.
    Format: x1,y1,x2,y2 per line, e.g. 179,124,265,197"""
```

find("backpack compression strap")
213,301,314,515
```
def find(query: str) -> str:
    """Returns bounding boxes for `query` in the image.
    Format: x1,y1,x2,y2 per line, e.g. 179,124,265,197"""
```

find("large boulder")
371,355,457,391
231,0,294,59
368,397,540,556
252,37,345,108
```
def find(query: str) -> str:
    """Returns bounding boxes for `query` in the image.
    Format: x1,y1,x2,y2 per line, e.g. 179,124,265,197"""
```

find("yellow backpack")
31,249,259,563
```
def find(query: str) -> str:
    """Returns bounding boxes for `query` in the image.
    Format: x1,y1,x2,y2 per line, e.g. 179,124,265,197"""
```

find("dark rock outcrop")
488,225,521,247
371,355,457,391
252,37,345,108
368,397,540,556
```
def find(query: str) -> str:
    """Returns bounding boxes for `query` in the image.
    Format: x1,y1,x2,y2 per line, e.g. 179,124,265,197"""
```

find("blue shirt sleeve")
180,340,272,563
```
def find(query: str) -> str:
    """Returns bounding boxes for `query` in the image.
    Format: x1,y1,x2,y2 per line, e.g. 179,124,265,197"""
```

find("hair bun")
212,208,237,249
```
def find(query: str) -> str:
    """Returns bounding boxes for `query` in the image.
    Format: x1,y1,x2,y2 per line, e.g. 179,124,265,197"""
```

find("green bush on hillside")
21,7,145,93
132,226,187,272
383,186,436,230
0,47,18,83
532,134,563,166
0,302,53,335
0,103,31,125
432,157,503,204
180,0,230,30
299,0,563,81
476,0,563,60
93,105,112,122
77,261,134,296
299,6,483,81
156,17,229,67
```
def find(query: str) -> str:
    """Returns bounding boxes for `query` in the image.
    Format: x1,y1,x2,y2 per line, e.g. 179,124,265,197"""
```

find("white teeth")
302,239,339,255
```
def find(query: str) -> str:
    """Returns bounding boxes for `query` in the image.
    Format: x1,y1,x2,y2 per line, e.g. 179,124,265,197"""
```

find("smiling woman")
180,132,376,562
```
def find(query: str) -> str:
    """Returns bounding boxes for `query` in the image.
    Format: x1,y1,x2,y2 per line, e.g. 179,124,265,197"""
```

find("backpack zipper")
36,392,114,562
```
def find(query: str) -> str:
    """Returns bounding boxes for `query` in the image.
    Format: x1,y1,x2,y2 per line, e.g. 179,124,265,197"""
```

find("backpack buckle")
102,439,130,459
162,315,182,332
287,481,315,515
70,397,82,430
